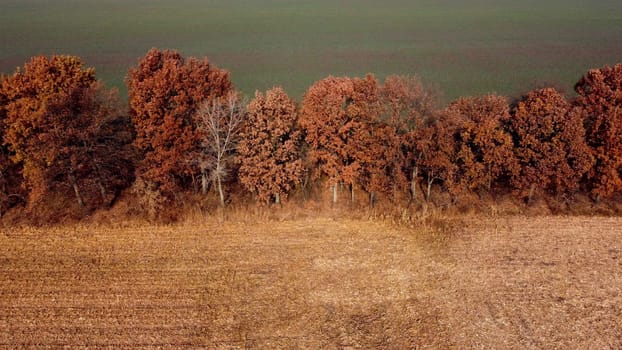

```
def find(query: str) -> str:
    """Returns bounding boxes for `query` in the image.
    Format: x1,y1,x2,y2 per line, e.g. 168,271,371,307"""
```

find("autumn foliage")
2,50,622,222
380,75,439,201
443,95,516,197
509,88,592,201
574,64,622,200
238,87,303,204
0,55,133,217
127,48,232,201
0,86,24,216
300,75,399,204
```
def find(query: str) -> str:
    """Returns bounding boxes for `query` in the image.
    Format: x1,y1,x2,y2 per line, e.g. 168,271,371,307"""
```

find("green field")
1,0,622,101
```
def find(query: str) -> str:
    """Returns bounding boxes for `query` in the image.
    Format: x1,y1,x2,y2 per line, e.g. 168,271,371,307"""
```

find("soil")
1,215,620,349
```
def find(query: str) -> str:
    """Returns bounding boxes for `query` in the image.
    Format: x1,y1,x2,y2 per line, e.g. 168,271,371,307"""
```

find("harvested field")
1,216,621,348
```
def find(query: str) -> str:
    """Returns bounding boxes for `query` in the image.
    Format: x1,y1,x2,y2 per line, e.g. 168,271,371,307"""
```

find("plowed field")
1,216,621,348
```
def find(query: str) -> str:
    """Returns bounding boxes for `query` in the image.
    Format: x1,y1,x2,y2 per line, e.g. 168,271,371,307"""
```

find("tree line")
1,48,621,221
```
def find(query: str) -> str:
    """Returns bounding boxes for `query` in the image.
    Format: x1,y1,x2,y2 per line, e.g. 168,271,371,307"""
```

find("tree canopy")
2,51,622,222
127,48,233,201
575,64,622,199
238,87,304,204
510,88,593,201
1,55,133,214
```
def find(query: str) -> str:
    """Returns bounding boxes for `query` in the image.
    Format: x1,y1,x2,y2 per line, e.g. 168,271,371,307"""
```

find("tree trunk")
527,183,536,204
369,191,376,208
201,168,210,195
426,175,433,202
301,172,309,201
91,161,108,204
274,193,281,205
95,178,107,204
0,171,5,196
411,166,418,200
0,171,4,219
87,153,108,204
332,184,338,205
68,171,85,208
350,183,355,204
216,174,225,207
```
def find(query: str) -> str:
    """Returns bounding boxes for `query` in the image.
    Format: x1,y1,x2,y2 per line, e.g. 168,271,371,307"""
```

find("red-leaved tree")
442,95,516,197
574,64,622,199
300,75,387,204
417,112,458,201
127,48,232,202
237,87,304,204
510,88,593,202
380,75,440,201
0,80,25,216
1,55,134,213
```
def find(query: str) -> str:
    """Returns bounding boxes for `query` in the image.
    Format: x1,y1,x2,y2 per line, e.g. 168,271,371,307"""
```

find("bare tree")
196,92,246,207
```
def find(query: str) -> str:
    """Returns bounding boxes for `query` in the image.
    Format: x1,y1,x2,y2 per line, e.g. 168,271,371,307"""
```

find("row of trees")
1,49,621,221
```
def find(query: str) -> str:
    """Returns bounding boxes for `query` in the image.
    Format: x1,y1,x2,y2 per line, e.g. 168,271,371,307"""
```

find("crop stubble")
0,216,620,348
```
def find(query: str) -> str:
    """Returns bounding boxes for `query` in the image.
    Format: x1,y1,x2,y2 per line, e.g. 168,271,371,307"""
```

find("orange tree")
127,48,232,201
0,55,134,212
0,81,25,216
442,95,516,197
574,64,622,200
416,111,458,201
380,75,440,201
509,88,592,202
356,118,401,206
300,75,394,205
354,77,403,206
237,87,303,204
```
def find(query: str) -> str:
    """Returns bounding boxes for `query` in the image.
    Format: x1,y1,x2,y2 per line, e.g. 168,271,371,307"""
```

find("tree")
442,95,516,197
237,87,304,204
356,119,402,206
380,75,440,201
127,48,232,201
417,112,458,201
510,88,592,202
574,64,622,199
195,92,246,207
62,84,136,208
300,75,383,204
0,78,25,216
0,55,134,212
346,76,401,206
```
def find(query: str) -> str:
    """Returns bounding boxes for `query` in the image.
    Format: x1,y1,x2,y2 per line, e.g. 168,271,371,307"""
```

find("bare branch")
195,92,246,205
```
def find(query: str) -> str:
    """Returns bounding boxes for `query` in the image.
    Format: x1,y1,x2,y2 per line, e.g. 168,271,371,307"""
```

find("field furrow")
1,216,620,348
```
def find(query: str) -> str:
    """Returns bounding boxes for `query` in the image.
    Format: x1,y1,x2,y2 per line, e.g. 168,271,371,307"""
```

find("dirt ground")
0,215,620,349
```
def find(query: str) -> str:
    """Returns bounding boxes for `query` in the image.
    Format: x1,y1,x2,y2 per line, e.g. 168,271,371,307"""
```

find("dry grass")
1,215,620,348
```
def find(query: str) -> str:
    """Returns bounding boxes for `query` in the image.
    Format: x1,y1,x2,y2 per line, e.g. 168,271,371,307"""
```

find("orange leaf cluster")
238,87,303,204
510,88,593,200
300,75,404,204
442,95,516,196
575,64,622,199
1,55,133,213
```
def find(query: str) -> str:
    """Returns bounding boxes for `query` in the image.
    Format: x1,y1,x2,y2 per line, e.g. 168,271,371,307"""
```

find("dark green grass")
1,0,621,102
